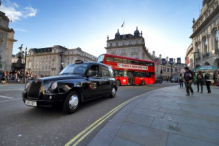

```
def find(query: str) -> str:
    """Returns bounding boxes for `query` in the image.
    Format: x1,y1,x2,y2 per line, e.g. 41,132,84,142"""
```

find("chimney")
152,51,155,57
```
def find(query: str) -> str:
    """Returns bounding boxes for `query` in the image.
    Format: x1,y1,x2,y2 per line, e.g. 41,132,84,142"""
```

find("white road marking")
0,98,22,103
0,95,14,99
0,89,23,91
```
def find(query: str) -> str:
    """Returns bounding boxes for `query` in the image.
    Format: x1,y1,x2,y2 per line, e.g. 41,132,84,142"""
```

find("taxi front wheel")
62,91,80,114
109,86,116,98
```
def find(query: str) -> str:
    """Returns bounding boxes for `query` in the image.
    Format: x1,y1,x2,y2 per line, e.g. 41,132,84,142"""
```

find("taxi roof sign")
75,60,84,64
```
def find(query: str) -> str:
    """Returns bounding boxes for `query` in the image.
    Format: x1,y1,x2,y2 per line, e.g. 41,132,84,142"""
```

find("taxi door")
100,65,111,94
84,64,105,99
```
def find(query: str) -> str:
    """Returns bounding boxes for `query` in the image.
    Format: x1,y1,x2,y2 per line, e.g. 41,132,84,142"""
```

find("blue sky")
1,0,202,63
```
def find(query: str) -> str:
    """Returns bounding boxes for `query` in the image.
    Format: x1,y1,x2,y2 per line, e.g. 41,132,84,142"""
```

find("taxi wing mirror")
88,70,97,77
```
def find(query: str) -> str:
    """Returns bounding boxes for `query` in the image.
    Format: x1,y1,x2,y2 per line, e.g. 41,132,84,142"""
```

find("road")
0,83,176,146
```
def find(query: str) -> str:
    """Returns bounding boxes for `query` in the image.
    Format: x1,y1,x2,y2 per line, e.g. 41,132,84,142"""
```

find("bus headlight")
51,82,58,90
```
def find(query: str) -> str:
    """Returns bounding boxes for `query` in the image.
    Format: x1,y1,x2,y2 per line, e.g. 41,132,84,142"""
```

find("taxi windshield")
59,63,89,75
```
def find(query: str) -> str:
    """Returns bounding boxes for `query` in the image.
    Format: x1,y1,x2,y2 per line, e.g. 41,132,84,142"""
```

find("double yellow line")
65,92,147,146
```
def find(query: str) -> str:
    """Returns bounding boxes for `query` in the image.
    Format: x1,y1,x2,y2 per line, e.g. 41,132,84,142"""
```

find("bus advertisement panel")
97,54,155,86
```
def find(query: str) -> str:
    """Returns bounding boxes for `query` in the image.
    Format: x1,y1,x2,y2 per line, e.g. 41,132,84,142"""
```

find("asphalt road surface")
0,82,176,146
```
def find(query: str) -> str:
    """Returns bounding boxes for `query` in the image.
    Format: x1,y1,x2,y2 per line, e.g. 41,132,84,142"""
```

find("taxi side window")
100,66,110,77
89,65,100,77
108,67,114,77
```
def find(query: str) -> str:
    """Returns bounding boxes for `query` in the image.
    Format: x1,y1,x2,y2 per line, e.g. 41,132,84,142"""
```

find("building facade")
190,0,219,68
0,11,17,71
105,27,153,61
26,45,97,76
152,52,186,80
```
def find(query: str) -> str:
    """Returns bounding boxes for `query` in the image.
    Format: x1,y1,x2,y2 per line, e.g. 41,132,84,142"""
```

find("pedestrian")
1,71,7,84
197,71,204,93
179,73,183,87
184,67,194,96
205,71,211,93
213,70,218,85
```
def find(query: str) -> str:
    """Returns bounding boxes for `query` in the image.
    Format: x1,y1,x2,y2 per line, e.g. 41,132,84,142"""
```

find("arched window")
214,30,218,50
203,37,208,53
196,43,199,52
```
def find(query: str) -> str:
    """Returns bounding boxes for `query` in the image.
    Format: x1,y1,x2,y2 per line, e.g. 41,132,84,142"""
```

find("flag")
155,58,159,65
169,58,173,65
162,58,166,65
185,57,189,64
121,21,124,27
177,58,181,64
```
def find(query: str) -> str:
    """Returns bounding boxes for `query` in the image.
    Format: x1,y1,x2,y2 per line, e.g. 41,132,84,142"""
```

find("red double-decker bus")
97,54,155,86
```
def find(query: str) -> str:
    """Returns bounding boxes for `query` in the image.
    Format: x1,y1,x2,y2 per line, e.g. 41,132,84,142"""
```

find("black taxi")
22,60,118,114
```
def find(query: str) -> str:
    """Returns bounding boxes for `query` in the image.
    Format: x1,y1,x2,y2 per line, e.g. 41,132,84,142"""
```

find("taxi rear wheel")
109,86,116,98
62,91,80,114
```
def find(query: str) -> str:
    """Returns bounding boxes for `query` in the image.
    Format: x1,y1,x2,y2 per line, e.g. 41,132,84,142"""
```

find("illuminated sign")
89,83,97,89
117,63,148,70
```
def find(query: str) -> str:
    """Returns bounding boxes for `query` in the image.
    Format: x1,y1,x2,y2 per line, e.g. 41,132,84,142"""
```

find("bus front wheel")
141,80,145,86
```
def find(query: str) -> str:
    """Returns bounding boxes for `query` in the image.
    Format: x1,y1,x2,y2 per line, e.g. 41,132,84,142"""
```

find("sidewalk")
89,85,219,146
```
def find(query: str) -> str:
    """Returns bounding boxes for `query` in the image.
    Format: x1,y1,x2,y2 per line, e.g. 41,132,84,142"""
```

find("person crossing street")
184,67,194,96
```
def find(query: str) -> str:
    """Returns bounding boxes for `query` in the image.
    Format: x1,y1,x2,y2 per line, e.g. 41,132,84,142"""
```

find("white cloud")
0,0,37,22
23,7,37,18
14,29,28,32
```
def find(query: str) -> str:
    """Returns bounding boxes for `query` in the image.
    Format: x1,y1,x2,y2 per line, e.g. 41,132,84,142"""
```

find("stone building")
186,43,195,69
26,45,97,76
105,27,153,61
190,0,219,68
0,11,17,71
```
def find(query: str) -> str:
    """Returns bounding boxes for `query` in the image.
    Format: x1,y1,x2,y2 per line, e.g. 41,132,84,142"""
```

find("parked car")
22,60,118,114
171,76,178,83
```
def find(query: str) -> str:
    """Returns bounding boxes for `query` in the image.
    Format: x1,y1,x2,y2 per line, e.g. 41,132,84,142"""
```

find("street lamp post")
59,51,64,72
23,47,27,83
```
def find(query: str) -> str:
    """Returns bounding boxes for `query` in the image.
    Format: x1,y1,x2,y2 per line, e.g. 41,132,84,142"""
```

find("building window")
214,30,218,50
121,49,126,54
131,48,136,53
122,41,125,45
203,37,208,53
196,43,199,52
116,42,118,46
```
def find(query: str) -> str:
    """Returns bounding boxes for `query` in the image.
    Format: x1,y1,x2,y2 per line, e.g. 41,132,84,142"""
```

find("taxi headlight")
25,82,31,89
51,82,58,90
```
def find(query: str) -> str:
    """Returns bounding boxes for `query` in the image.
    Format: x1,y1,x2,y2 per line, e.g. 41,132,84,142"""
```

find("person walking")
197,71,204,93
179,73,183,87
184,67,194,96
205,71,211,93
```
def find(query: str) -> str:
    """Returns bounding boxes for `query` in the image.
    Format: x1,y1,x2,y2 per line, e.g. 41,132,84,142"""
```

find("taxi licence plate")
25,100,37,107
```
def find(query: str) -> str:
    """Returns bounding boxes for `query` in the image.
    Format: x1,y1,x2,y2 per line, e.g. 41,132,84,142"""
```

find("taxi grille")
28,81,42,98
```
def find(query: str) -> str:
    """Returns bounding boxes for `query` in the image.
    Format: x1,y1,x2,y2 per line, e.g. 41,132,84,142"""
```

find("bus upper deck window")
114,58,122,63
106,57,113,62
97,55,105,63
